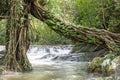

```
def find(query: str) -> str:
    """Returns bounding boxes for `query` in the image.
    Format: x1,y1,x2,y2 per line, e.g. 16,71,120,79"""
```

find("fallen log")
25,0,120,53
0,0,120,53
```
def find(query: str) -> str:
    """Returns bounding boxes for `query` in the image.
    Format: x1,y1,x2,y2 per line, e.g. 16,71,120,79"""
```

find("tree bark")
26,0,120,53
4,0,32,72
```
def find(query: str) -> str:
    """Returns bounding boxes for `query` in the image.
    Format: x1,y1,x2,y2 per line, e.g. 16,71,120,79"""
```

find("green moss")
104,53,117,60
23,63,30,71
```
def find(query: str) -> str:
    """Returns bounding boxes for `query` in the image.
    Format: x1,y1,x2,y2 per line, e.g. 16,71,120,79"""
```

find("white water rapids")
27,45,87,66
27,45,73,65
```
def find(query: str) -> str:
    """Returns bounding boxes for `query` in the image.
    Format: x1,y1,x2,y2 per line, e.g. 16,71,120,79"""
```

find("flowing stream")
0,45,103,80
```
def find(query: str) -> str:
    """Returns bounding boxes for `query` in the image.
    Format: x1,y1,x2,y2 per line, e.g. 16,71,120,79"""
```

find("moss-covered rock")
88,57,104,73
88,54,118,76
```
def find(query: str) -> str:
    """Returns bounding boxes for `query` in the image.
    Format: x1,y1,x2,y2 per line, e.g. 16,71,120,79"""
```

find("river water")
0,45,114,80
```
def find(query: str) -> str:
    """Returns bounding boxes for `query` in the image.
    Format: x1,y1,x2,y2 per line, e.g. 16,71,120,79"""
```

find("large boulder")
88,53,119,76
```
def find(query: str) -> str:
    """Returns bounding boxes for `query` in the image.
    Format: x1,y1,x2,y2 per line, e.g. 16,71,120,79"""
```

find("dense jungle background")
0,0,119,45
0,0,120,80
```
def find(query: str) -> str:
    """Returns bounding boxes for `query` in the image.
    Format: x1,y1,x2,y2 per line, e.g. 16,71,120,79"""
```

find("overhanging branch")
24,0,120,52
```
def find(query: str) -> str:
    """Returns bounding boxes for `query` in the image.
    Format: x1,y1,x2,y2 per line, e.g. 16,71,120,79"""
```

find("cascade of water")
26,45,86,66
0,45,86,65
0,46,5,58
0,46,5,51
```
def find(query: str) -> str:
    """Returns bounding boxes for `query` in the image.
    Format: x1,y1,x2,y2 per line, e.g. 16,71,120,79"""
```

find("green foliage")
46,0,76,23
74,0,120,32
18,60,30,71
88,36,95,43
30,18,72,45
0,0,10,16
0,20,6,45
0,0,119,45
74,0,102,28
0,19,72,45
23,62,30,71
104,53,117,60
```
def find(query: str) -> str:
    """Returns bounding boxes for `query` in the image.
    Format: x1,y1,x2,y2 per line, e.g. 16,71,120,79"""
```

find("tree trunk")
26,0,120,53
4,0,32,72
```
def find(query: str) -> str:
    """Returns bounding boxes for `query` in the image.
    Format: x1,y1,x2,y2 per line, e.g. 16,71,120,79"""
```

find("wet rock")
0,54,3,58
0,50,5,58
110,56,120,76
88,54,119,76
52,53,86,61
40,54,56,59
111,56,120,69
88,57,104,73
0,50,5,54
101,55,120,76
45,48,50,53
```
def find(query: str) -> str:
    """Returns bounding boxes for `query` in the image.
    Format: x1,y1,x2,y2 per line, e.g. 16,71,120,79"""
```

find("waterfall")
27,45,86,66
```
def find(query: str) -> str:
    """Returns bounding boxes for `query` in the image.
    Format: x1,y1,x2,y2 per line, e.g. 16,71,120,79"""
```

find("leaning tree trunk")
4,0,32,72
26,0,120,53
